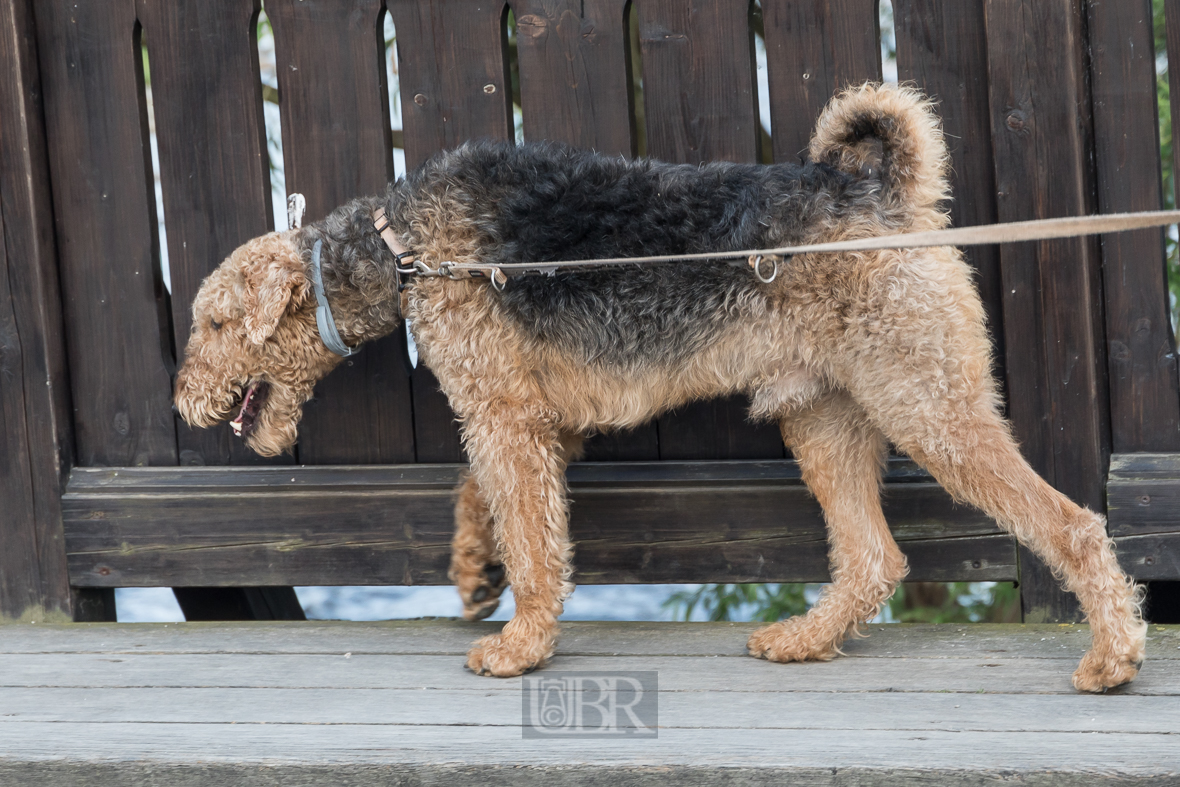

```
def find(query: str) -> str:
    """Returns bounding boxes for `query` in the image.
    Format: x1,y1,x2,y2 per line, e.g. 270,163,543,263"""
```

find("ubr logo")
521,671,658,738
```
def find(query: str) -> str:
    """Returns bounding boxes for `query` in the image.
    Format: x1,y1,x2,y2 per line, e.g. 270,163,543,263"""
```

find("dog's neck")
298,197,407,348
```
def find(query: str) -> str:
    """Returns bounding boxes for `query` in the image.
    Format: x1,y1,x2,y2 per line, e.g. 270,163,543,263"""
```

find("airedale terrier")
174,84,1146,691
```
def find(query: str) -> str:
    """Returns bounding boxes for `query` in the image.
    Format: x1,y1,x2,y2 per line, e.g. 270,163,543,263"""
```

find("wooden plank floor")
0,620,1177,785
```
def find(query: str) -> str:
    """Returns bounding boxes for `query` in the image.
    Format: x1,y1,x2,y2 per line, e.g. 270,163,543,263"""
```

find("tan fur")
175,84,1146,691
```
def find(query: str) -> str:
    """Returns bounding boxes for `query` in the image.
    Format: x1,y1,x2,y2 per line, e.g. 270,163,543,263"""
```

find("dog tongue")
230,381,270,438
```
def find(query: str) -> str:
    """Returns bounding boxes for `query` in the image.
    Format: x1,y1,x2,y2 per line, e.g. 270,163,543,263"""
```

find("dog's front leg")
461,406,574,677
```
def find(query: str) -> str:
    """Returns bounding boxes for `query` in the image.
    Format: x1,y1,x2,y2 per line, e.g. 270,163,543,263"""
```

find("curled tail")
810,83,950,230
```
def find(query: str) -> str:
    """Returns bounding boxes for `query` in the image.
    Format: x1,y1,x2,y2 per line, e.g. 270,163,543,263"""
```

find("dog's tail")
810,82,950,230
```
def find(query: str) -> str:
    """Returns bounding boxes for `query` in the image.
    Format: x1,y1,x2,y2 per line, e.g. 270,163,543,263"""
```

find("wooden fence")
2,0,1179,623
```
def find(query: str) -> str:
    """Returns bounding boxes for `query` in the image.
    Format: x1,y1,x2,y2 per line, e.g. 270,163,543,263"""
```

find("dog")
174,83,1146,690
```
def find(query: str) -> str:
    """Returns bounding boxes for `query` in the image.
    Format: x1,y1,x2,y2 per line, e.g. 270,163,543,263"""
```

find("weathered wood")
138,0,287,467
984,0,1108,623
1114,533,1180,581
894,0,1005,395
762,0,880,164
389,0,515,462
1087,0,1180,454
267,0,415,465
0,623,1177,786
635,0,783,460
33,0,177,467
510,0,633,157
2,620,1176,660
1107,453,1180,536
61,461,1014,587
1,0,106,622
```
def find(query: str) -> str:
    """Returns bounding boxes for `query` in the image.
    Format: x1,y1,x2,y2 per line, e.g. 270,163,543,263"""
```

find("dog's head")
174,230,342,456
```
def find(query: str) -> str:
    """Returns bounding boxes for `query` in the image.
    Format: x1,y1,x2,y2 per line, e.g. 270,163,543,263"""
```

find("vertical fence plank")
389,0,514,462
138,0,290,467
636,0,783,460
894,0,1005,395
1089,0,1180,454
762,0,880,166
268,0,416,465
0,0,79,620
985,0,1107,622
511,0,633,157
34,0,177,469
509,0,656,460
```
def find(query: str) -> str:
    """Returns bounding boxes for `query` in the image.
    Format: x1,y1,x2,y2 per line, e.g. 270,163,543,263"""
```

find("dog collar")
309,239,356,357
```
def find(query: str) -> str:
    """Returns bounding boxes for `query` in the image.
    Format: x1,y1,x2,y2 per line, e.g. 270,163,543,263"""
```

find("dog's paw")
465,632,548,677
455,562,509,621
747,617,841,663
1072,649,1143,692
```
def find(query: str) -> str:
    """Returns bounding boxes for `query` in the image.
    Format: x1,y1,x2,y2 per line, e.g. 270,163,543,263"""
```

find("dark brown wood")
510,0,633,157
34,0,177,468
388,0,516,463
1107,452,1180,537
1088,0,1180,454
61,461,1014,587
1114,533,1180,581
137,0,288,467
762,0,880,165
268,0,415,465
635,0,782,460
984,0,1108,623
894,0,1005,396
1,0,99,621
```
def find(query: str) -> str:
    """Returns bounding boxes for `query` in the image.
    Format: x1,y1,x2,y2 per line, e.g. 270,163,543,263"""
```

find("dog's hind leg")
449,471,508,621
748,390,908,662
835,248,1146,691
461,409,580,677
450,433,584,623
883,405,1145,691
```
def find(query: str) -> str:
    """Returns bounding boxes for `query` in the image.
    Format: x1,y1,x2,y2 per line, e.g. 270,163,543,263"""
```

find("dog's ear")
241,237,310,345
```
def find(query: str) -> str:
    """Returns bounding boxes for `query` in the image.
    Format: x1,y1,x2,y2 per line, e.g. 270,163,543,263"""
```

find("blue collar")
308,239,356,357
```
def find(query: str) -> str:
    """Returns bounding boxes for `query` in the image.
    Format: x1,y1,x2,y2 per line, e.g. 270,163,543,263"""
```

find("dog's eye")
210,319,223,331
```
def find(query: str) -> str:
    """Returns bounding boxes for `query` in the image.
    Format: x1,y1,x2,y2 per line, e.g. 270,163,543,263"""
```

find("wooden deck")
1,620,1178,785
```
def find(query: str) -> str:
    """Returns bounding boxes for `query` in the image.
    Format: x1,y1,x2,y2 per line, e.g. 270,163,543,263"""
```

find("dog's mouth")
230,380,270,438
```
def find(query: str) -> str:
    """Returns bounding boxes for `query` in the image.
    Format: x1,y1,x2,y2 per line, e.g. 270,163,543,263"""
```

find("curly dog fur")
175,84,1146,691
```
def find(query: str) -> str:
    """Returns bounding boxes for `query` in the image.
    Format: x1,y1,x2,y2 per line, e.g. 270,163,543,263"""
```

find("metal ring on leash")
750,254,778,284
489,267,508,291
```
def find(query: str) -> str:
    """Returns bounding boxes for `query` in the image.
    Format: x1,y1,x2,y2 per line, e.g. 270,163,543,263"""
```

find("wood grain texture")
268,0,415,465
762,0,880,165
1087,0,1180,454
388,0,515,462
138,0,288,467
61,461,1014,587
635,0,783,460
1107,453,1180,538
33,0,177,468
984,0,1108,623
510,0,633,156
0,623,1176,785
894,0,1005,396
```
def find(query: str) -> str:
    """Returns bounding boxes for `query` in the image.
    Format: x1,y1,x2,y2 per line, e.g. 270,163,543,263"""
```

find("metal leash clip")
749,254,780,284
